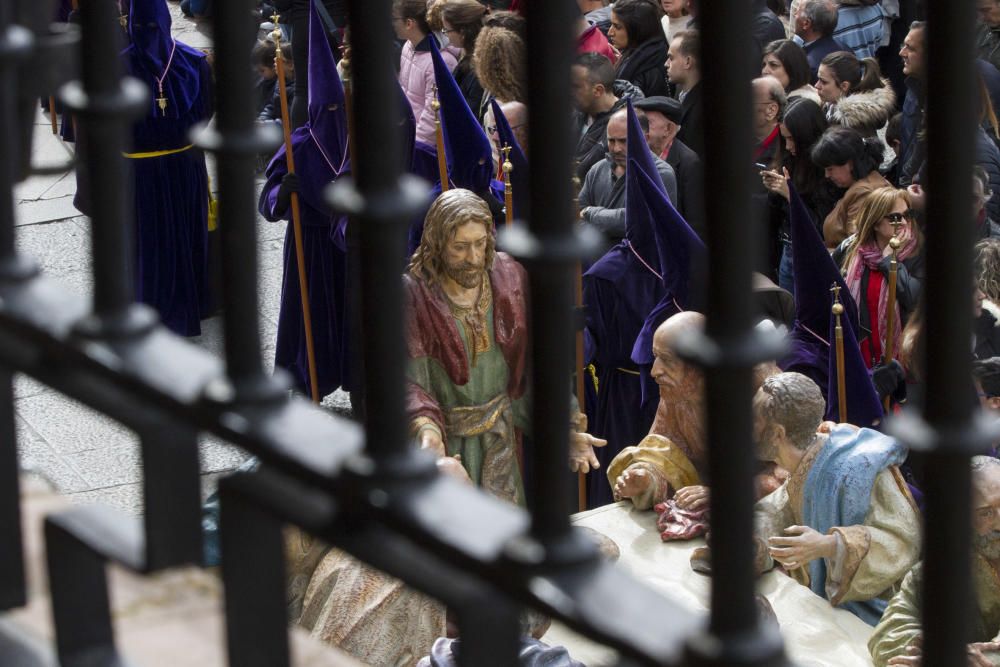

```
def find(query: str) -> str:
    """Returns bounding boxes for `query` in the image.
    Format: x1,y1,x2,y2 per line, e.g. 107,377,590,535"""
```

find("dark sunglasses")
884,211,913,223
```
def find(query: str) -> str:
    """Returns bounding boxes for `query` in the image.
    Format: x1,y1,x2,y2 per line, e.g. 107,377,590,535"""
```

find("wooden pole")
832,284,847,424
272,22,320,404
48,97,57,134
432,86,448,191
501,144,513,228
882,228,903,412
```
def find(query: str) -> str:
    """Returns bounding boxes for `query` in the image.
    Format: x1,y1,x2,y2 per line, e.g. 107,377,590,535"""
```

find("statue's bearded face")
973,468,1000,561
443,222,489,289
651,334,701,397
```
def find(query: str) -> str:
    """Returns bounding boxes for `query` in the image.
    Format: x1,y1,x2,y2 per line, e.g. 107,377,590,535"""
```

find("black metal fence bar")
0,369,25,611
65,0,145,330
0,15,28,271
920,1,979,665
199,0,280,399
521,0,578,548
679,1,787,665
340,0,420,466
138,424,203,570
0,0,32,613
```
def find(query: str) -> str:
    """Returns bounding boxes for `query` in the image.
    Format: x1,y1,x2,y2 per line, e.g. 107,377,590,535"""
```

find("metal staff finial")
501,144,513,228
271,14,282,42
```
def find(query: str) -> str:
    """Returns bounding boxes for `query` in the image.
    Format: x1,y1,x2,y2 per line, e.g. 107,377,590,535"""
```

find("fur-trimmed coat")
826,83,896,136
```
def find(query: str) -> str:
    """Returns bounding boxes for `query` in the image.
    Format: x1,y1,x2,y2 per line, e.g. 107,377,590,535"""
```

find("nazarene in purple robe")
258,0,353,397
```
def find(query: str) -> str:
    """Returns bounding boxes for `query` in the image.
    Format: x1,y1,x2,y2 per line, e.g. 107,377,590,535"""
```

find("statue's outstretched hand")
887,635,921,665
674,485,710,512
613,467,651,501
767,525,837,571
568,431,606,473
968,641,1000,667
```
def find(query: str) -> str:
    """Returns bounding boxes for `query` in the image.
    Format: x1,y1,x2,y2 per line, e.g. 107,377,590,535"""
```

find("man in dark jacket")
667,29,704,158
751,0,787,74
898,21,925,187
579,108,678,241
571,52,645,182
976,0,1000,73
634,95,704,238
792,0,847,79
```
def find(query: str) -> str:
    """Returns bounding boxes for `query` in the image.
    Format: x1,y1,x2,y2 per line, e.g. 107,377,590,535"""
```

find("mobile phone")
754,162,769,171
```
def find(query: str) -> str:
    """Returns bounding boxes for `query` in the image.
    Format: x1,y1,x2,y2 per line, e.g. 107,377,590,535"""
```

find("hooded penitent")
489,98,529,221
429,35,493,192
266,1,349,218
780,182,882,426
126,0,206,119
581,101,701,506
257,0,354,397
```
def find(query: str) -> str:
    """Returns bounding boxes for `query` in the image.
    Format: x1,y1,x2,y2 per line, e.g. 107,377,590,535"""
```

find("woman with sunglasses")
833,186,924,370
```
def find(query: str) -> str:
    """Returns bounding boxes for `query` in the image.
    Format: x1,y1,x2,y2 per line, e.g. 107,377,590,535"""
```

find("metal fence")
0,0,983,665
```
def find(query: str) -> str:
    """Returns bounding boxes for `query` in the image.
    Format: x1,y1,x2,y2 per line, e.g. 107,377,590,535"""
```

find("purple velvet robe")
582,246,662,507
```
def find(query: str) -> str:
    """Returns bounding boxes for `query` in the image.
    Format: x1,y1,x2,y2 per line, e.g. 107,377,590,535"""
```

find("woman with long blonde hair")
833,186,924,369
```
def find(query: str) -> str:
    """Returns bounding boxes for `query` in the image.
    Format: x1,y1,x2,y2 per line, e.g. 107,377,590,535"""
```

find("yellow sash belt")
122,144,194,159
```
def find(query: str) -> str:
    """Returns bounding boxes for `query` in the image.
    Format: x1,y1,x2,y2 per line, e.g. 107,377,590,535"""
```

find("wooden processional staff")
432,86,449,192
881,220,905,412
831,284,848,424
271,19,320,404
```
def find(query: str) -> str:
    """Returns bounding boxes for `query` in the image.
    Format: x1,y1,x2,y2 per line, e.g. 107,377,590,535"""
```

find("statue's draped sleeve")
824,468,921,606
866,565,923,666
606,435,700,510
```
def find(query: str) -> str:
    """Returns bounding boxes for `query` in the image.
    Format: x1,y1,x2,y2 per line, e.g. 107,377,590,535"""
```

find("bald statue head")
650,312,705,397
973,456,1000,561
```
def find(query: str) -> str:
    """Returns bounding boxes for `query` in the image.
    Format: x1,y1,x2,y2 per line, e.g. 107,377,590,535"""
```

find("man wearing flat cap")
634,95,704,238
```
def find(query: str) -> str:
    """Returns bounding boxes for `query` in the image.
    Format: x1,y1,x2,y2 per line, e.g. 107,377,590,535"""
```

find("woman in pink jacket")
394,0,460,145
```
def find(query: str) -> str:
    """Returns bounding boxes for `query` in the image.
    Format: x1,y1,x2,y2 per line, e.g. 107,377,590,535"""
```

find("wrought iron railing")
0,0,983,665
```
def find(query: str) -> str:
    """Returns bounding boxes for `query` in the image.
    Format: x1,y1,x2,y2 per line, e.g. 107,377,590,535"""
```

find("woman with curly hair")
832,186,924,370
440,0,489,122
608,0,669,98
473,11,526,104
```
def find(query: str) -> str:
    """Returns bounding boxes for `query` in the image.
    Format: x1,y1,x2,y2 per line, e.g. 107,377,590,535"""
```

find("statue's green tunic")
408,303,530,504
404,253,531,506
868,555,1000,665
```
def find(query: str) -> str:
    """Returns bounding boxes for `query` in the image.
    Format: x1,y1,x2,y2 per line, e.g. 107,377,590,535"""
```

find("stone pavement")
13,5,352,516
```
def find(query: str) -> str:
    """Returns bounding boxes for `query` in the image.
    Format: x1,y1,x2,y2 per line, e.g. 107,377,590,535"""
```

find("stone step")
3,475,366,667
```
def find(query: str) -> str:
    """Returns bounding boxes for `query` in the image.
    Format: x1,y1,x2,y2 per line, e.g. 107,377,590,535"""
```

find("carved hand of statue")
418,426,446,458
436,455,472,485
568,430,607,473
767,525,837,571
673,485,710,512
887,636,922,666
612,467,651,501
968,641,1000,667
